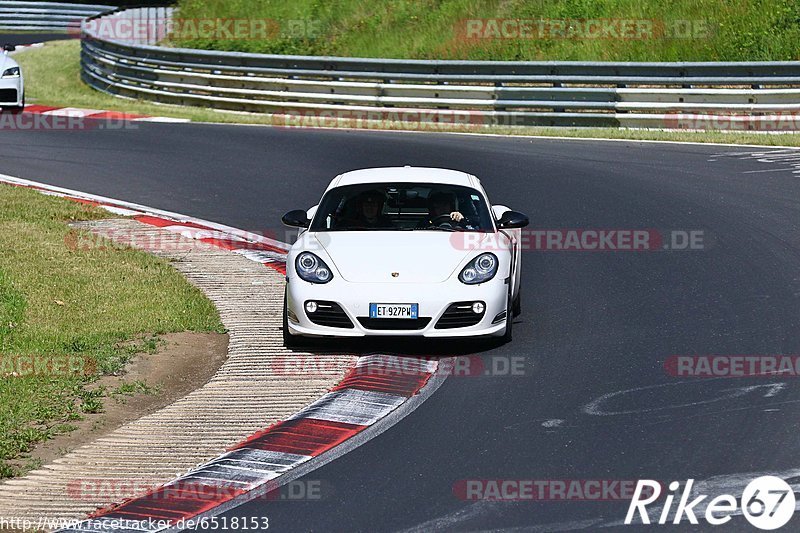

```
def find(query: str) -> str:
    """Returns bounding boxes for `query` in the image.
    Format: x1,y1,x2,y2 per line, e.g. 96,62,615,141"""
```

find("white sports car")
281,167,529,346
0,45,24,113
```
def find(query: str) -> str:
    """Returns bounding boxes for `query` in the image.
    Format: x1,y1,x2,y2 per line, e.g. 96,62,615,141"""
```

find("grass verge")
11,39,800,147
171,0,800,61
0,184,224,478
13,40,242,124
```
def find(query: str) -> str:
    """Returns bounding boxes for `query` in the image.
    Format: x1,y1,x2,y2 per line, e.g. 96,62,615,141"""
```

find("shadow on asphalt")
298,336,501,358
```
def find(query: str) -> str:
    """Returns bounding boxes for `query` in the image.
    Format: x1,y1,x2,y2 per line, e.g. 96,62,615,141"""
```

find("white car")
281,167,529,346
0,44,24,113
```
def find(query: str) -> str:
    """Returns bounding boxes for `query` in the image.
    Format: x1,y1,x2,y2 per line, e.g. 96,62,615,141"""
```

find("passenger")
419,192,465,227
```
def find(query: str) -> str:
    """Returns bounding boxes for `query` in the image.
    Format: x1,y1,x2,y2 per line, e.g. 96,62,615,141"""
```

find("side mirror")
497,210,529,229
282,209,310,228
3,44,15,52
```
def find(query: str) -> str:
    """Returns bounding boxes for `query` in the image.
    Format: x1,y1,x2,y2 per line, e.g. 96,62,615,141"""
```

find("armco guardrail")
79,7,800,129
0,1,113,32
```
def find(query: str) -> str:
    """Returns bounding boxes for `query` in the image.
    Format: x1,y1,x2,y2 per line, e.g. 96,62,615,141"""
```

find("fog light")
305,301,318,313
472,302,485,314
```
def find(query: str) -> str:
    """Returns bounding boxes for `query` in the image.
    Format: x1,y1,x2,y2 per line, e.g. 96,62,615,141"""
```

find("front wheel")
283,287,301,349
501,285,513,344
8,96,24,114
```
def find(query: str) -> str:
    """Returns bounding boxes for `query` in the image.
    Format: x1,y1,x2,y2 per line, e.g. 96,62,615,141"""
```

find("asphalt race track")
1,122,799,531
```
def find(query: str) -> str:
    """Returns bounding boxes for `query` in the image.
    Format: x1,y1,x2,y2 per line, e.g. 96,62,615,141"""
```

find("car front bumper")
286,276,509,338
0,76,23,107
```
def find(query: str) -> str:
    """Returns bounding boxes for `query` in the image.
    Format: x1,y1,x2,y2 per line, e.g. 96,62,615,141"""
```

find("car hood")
309,231,488,283
0,54,17,74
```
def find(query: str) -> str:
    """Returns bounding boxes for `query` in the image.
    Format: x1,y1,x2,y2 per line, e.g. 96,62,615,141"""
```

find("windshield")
309,182,494,232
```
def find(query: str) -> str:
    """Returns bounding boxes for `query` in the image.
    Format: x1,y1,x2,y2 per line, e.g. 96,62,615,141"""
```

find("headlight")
296,252,333,284
459,253,498,285
1,67,20,78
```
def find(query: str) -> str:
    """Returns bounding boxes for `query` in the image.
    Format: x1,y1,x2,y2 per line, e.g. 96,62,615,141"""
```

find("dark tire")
501,285,513,344
283,287,300,349
8,96,24,115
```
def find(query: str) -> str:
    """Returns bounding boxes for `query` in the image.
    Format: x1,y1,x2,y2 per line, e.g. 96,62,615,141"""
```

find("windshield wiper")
416,226,461,232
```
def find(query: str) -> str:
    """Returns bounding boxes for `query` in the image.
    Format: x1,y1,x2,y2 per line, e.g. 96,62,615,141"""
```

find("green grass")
111,380,161,404
12,40,800,148
0,184,224,477
171,0,800,61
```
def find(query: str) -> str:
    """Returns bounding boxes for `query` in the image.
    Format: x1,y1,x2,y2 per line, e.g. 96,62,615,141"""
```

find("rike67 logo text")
625,476,795,530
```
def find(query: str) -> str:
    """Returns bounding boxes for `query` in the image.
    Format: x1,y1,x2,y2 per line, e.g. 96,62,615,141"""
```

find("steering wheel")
431,213,458,226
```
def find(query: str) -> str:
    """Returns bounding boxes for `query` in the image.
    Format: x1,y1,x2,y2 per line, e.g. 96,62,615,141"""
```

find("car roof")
328,167,480,190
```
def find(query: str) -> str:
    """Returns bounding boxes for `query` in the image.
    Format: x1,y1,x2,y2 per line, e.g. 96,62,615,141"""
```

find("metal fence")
0,1,113,32
77,7,800,129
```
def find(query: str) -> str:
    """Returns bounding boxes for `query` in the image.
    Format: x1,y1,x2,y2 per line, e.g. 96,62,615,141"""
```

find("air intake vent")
357,317,432,330
0,89,18,103
306,301,354,329
435,301,485,329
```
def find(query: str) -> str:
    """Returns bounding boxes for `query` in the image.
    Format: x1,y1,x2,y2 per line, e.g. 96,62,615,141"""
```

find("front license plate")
369,303,418,319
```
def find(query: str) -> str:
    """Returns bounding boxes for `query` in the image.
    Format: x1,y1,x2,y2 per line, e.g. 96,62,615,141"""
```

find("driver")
342,190,391,229
419,192,465,227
